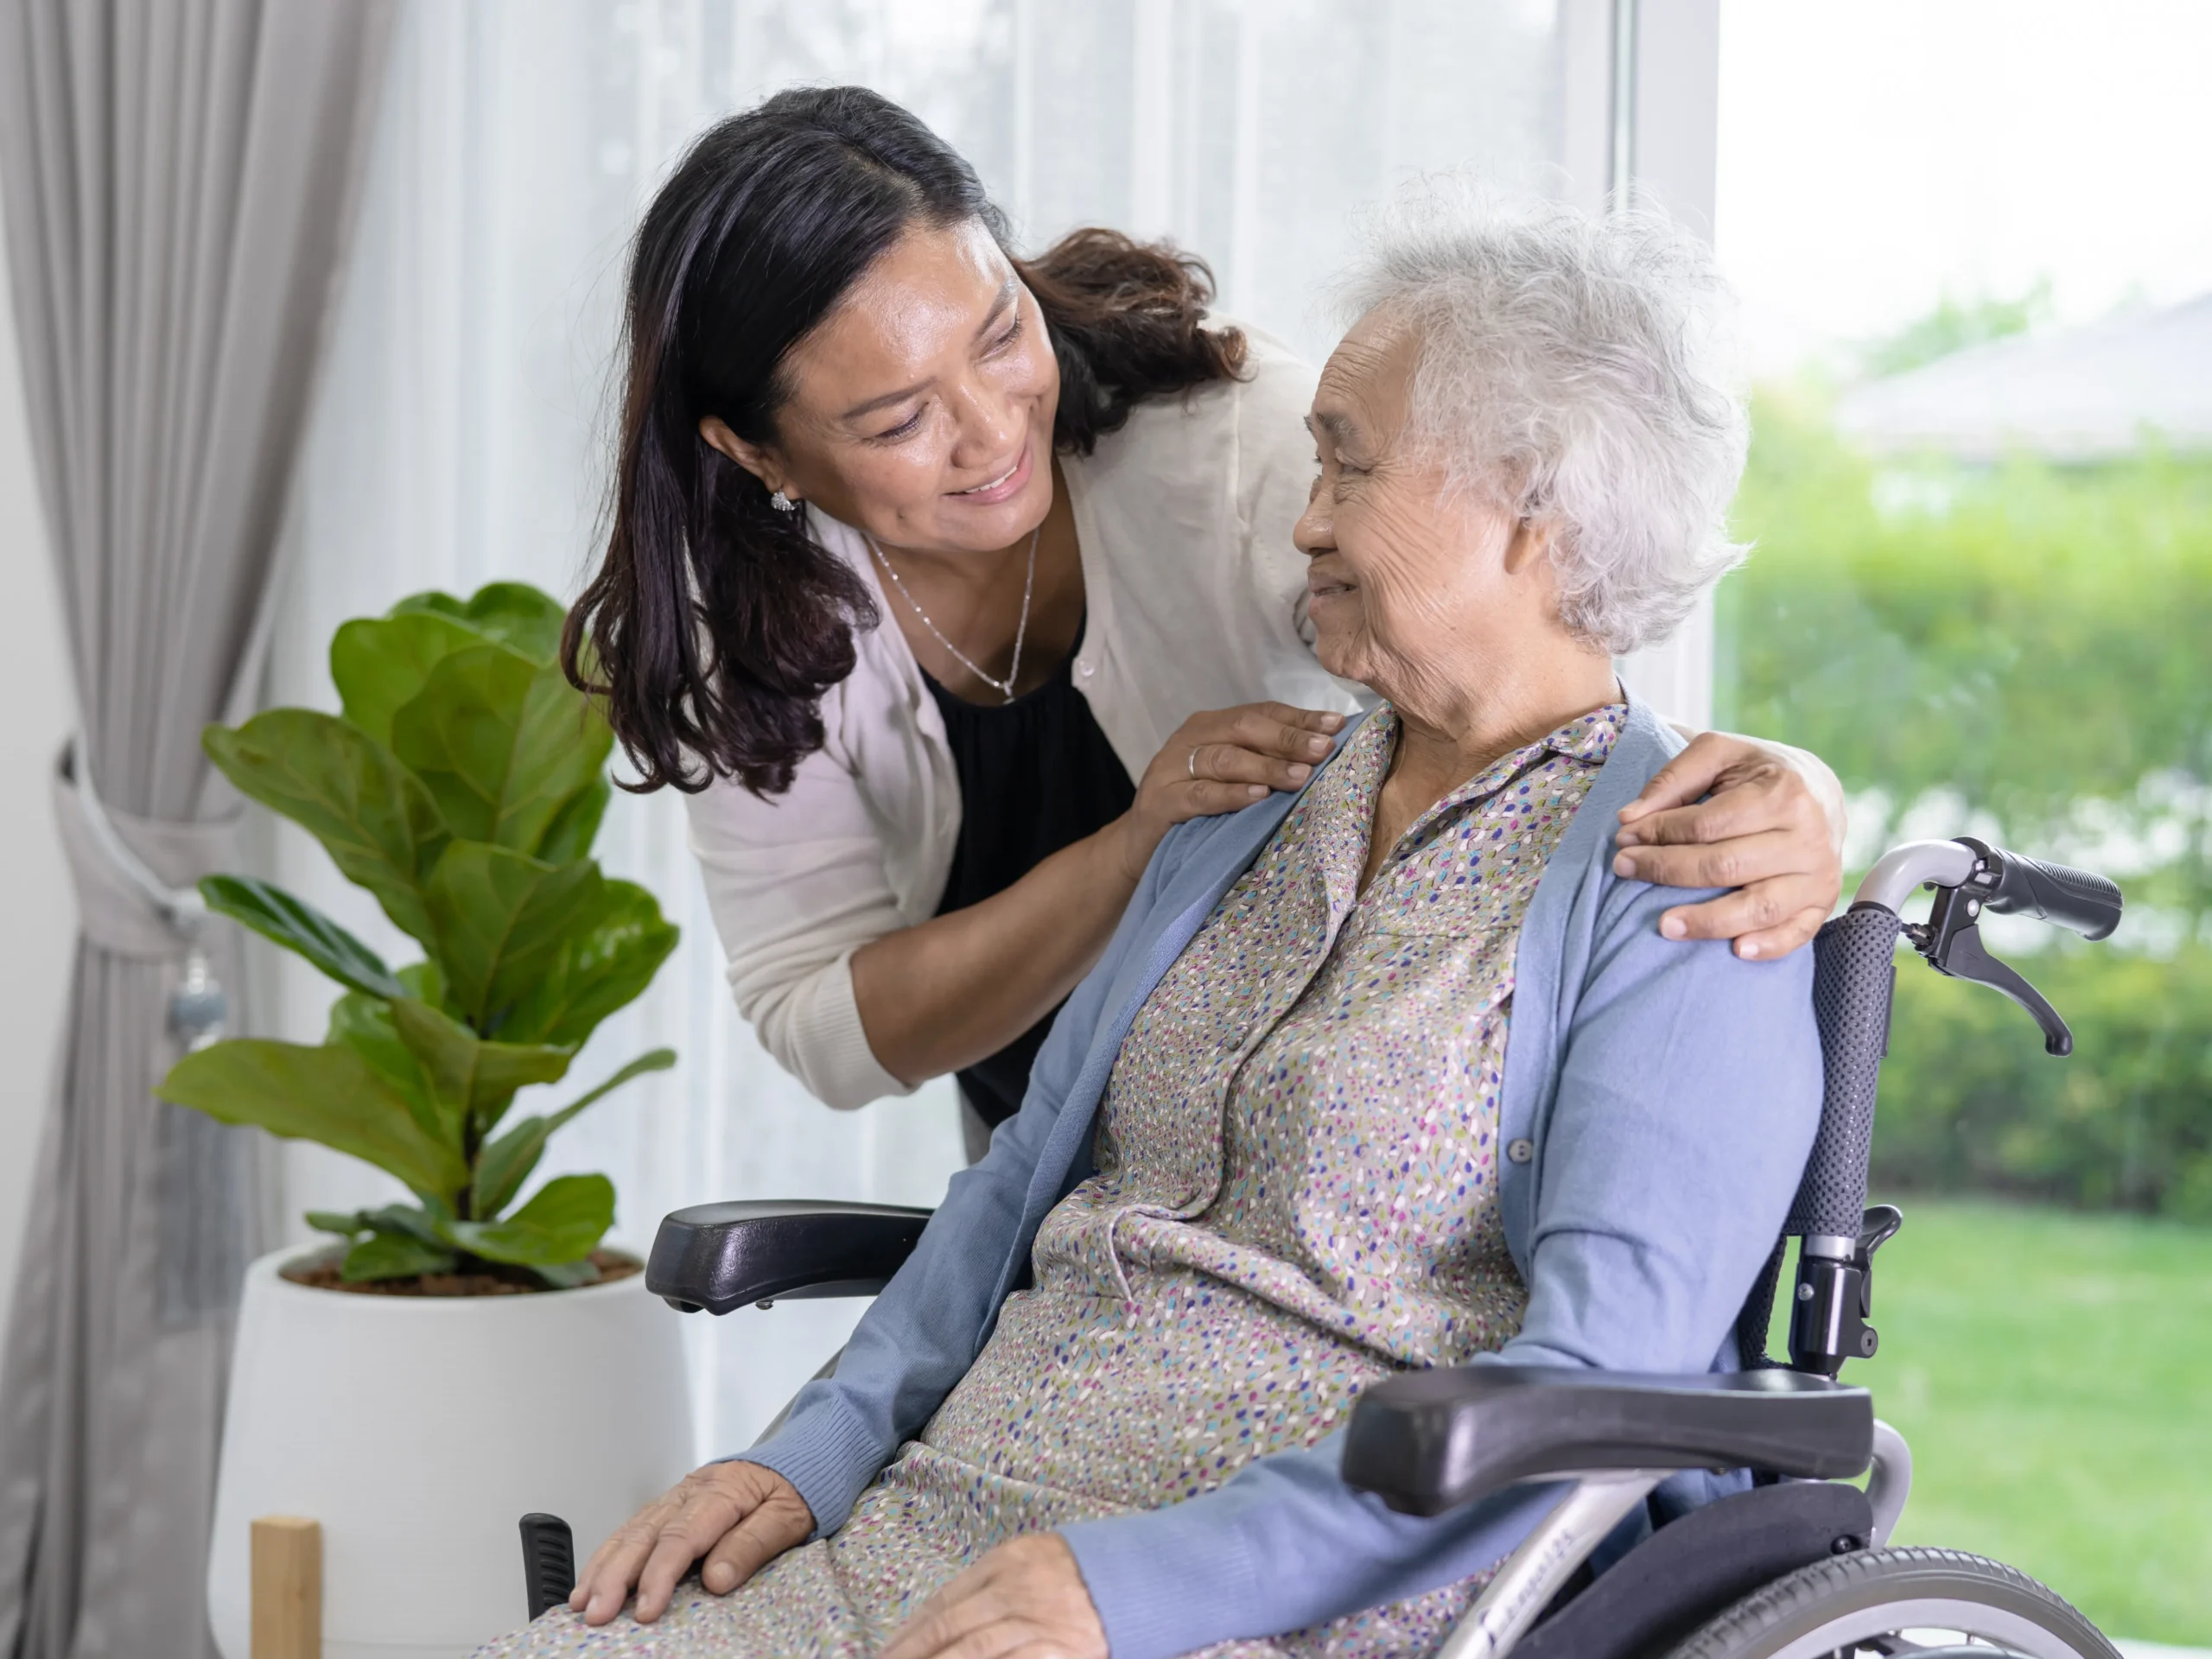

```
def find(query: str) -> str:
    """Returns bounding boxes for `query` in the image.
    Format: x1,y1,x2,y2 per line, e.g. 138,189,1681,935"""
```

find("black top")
924,620,1135,1128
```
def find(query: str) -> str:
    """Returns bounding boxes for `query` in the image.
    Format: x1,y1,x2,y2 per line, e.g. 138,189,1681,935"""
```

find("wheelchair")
518,835,2128,1659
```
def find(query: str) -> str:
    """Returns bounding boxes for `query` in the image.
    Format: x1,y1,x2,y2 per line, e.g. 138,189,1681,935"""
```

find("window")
1713,2,2212,1639
269,0,1713,1452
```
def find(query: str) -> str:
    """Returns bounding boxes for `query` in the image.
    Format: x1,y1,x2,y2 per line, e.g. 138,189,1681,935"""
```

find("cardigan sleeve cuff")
1058,1503,1265,1659
720,1391,891,1539
777,950,914,1112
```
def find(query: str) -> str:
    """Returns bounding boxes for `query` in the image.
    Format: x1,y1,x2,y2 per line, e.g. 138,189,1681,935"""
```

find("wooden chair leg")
251,1516,321,1659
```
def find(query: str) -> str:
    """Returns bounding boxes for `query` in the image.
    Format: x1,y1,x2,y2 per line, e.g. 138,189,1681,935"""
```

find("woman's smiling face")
702,217,1061,555
1293,308,1553,721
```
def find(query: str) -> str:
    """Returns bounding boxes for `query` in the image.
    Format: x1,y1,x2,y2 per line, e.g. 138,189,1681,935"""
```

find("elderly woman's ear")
1613,734,1847,959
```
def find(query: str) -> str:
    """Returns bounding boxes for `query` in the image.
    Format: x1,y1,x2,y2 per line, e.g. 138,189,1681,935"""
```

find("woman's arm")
734,717,1846,1106
853,702,1343,1085
687,696,1335,1106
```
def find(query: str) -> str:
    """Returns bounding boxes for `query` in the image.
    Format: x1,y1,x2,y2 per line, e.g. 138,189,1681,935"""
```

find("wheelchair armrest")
1342,1366,1872,1517
645,1200,934,1316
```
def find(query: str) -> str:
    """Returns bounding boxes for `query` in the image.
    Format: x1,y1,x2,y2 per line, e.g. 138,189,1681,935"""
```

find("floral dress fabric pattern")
480,703,1624,1659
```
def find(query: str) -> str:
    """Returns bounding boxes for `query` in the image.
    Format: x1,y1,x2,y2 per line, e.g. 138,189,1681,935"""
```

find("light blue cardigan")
737,697,1823,1658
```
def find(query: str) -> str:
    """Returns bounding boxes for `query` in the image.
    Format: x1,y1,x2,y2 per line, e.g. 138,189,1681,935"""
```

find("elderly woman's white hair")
1334,181,1748,655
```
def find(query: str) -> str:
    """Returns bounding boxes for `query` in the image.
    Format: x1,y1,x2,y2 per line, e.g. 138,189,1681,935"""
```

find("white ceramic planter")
208,1249,695,1659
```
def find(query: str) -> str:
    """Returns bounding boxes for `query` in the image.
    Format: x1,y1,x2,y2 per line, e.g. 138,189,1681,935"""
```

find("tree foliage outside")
1718,322,2212,1217
1855,280,2052,378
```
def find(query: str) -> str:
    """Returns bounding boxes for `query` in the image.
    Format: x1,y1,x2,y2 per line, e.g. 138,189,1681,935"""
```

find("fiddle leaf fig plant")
157,582,679,1288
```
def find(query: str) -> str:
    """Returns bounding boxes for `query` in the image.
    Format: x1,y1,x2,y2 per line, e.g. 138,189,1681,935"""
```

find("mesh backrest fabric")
1732,1235,1789,1370
1786,908,1903,1238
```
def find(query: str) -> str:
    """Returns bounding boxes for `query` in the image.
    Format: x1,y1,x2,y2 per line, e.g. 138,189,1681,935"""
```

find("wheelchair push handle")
1956,838,2122,942
1850,836,2121,941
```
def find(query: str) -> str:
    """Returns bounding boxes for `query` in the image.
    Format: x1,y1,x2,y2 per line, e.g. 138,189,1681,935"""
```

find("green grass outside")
1767,1198,2212,1644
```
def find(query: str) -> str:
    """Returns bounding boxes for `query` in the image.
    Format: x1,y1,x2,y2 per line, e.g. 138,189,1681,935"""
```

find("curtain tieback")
54,736,241,1046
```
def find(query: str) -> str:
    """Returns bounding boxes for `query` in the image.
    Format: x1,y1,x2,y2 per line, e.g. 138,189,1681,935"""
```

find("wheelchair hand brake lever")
1926,919,2074,1056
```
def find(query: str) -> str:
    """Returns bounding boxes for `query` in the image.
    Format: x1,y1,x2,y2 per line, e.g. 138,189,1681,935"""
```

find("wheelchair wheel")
1664,1547,2119,1659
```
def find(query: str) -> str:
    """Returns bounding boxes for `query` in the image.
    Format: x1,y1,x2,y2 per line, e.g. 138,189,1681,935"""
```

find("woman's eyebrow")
840,378,931,423
1308,409,1360,449
837,279,1020,423
973,276,1018,338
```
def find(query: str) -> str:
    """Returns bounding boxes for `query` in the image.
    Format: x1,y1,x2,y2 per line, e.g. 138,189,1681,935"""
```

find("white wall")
0,209,84,1338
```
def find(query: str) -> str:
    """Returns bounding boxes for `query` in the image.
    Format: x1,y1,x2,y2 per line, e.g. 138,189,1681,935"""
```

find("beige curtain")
0,3,396,1652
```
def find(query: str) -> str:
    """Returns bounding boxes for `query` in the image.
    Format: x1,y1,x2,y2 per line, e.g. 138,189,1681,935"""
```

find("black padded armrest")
1342,1366,1872,1517
645,1200,933,1315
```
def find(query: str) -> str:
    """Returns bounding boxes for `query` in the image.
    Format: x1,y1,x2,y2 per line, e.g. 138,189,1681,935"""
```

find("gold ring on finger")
1187,747,1200,779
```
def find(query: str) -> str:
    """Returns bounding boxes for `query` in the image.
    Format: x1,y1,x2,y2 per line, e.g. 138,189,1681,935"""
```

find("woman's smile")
948,438,1033,504
1306,561,1358,603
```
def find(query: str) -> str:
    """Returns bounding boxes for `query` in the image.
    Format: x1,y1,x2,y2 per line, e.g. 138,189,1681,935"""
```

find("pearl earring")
768,489,798,512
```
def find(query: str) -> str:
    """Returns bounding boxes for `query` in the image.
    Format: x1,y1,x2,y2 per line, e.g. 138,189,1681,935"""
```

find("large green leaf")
158,1039,469,1203
342,1230,458,1282
423,842,605,1030
390,645,613,856
445,1173,613,1268
310,1201,447,1246
534,773,611,866
304,1204,464,1282
203,711,448,944
498,880,679,1047
326,992,444,1146
472,1048,675,1219
394,958,465,1022
393,582,567,664
330,611,490,747
387,996,574,1140
201,874,407,1001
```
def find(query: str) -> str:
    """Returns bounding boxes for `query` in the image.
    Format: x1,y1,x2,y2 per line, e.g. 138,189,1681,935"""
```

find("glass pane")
272,0,1586,1455
1714,2,2212,1641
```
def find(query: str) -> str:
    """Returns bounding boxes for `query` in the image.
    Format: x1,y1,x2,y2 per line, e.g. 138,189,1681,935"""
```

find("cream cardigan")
680,327,1367,1110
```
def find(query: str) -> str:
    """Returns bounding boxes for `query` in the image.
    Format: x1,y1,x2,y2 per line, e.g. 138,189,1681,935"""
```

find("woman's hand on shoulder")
1611,730,1847,960
880,1532,1107,1659
1114,702,1346,880
569,1459,813,1625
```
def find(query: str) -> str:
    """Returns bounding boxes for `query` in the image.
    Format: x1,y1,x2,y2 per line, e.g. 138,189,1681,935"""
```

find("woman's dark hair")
565,86,1247,797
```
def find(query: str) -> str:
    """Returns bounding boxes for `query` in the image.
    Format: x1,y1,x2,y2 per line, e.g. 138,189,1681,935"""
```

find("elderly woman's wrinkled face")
1294,310,1570,725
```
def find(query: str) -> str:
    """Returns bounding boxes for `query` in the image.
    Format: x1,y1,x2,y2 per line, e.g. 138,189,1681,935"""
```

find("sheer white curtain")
268,0,1669,1456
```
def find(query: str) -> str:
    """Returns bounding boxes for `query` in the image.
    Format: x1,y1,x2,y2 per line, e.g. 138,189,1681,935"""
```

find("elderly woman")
486,189,1822,1659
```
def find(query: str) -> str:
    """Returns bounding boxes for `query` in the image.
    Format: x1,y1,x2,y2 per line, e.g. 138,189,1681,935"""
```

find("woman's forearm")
851,702,1344,1087
849,818,1147,1086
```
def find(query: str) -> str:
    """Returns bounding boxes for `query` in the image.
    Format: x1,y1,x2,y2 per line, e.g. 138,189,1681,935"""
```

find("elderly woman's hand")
1611,731,1847,959
879,1533,1107,1659
1112,702,1348,881
569,1460,813,1626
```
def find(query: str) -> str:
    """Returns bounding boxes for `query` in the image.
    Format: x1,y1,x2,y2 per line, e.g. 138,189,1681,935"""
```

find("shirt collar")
1363,699,1625,807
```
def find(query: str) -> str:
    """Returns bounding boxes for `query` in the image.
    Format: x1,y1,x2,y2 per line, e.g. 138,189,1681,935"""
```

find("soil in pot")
280,1248,642,1299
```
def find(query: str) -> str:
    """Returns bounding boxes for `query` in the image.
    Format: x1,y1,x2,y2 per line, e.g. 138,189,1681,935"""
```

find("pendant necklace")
868,524,1039,704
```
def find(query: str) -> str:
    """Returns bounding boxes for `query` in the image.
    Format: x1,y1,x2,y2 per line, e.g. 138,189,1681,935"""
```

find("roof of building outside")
1834,293,2212,461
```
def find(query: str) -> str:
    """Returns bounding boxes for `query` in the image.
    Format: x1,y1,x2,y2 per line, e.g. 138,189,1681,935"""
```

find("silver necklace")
868,525,1040,704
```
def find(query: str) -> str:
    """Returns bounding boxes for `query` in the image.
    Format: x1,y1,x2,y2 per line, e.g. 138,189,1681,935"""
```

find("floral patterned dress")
483,703,1624,1659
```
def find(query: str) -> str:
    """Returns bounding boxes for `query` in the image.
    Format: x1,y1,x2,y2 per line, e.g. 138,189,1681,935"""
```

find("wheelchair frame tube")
1853,840,1976,915
1436,1471,1666,1659
1867,1418,1913,1546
